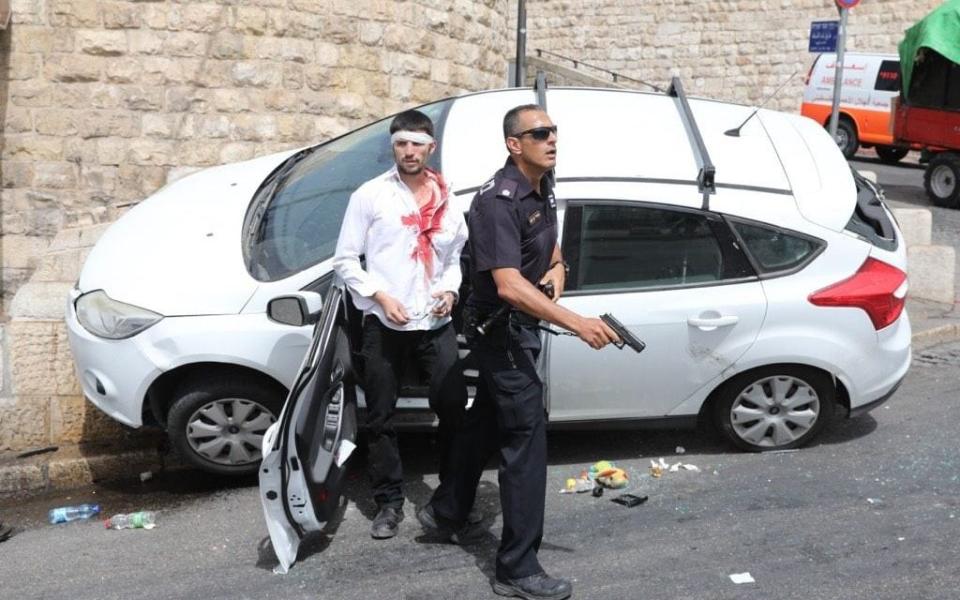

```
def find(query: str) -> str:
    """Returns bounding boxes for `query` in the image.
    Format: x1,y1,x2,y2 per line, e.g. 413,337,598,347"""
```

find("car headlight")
75,290,163,339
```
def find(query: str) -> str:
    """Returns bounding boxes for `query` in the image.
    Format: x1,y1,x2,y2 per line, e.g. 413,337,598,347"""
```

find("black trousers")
429,324,547,580
360,316,467,510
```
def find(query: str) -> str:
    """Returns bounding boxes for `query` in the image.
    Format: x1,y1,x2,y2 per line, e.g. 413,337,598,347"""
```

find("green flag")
899,0,960,97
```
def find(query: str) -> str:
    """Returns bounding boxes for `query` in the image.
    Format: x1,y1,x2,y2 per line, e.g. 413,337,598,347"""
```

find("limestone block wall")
526,0,942,109
0,0,511,453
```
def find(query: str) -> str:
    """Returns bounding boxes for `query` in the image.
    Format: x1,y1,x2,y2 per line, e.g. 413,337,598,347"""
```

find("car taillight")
808,257,907,330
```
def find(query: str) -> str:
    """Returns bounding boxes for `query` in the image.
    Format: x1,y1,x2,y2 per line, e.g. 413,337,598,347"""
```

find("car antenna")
725,68,799,137
667,76,715,210
533,70,556,188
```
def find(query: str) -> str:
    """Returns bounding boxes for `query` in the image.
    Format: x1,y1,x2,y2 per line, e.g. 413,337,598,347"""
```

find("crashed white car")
252,81,910,571
68,83,910,494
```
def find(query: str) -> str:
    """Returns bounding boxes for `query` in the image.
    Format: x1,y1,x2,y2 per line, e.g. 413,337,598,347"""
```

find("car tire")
875,145,908,164
713,366,835,452
924,153,960,209
167,375,284,476
833,118,858,159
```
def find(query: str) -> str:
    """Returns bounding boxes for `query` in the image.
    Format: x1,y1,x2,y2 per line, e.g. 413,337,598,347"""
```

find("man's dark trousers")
361,316,466,509
431,323,547,580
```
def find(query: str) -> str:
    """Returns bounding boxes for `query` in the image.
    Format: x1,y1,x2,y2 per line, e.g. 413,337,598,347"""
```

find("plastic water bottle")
105,511,156,530
47,503,100,524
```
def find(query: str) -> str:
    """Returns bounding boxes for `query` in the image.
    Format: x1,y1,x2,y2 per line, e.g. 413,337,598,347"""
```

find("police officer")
418,104,619,600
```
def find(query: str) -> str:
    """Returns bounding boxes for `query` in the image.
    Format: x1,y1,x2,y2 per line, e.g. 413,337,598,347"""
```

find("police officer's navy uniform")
428,157,557,581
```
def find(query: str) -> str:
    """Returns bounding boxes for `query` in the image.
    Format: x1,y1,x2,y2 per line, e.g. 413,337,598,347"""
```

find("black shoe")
370,506,403,539
493,573,573,600
415,504,482,544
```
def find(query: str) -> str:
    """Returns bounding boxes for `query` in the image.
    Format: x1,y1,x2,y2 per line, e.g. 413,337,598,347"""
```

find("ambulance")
801,52,907,162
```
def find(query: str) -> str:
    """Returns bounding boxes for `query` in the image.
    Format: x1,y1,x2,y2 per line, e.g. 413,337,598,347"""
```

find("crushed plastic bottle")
48,503,100,524
105,511,157,530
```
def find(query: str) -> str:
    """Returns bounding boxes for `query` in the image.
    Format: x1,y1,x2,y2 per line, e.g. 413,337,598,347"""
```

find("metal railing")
533,48,664,92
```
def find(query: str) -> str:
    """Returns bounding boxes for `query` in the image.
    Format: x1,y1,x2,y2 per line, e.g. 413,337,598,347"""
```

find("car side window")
564,204,728,292
731,221,823,275
244,100,452,282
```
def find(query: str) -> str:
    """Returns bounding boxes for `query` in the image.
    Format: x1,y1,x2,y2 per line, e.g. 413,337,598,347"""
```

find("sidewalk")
1,297,956,498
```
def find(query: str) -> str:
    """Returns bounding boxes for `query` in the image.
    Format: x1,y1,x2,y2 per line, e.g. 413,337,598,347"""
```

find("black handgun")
600,313,645,353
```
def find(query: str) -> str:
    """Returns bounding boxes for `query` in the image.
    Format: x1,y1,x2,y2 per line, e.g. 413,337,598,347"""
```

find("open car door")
259,286,358,573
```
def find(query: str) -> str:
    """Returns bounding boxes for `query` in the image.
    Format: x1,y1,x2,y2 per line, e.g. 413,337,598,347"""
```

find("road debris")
675,446,686,454
650,458,700,477
139,470,154,483
729,572,755,584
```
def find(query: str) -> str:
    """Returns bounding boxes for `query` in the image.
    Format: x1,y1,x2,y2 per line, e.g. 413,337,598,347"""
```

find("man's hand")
373,291,410,325
538,262,566,302
430,291,456,317
574,317,621,350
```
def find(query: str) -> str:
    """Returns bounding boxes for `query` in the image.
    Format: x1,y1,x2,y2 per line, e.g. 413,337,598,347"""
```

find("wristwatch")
550,260,570,275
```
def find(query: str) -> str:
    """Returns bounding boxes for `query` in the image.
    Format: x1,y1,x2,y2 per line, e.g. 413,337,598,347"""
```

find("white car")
67,83,911,481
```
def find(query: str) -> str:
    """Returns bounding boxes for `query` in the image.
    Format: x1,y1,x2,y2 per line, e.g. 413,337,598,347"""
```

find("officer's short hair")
503,104,545,139
389,110,434,137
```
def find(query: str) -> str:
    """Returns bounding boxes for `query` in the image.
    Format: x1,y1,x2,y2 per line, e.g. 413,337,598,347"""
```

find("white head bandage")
391,130,434,145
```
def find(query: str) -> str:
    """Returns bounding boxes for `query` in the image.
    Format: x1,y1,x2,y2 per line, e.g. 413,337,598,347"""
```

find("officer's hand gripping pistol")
600,313,646,354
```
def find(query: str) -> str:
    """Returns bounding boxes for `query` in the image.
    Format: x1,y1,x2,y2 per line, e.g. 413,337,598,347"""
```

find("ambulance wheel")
925,153,960,209
834,118,858,159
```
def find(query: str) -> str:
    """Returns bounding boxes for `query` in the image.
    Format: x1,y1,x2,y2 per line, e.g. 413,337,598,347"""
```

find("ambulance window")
874,60,901,92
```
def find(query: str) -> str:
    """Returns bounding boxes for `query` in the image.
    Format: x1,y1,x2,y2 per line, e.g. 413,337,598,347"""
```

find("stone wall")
526,0,941,109
1,0,510,316
0,0,511,454
0,0,948,456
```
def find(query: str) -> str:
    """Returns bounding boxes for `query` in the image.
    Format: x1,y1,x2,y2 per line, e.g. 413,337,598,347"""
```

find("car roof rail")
667,76,716,210
534,70,547,109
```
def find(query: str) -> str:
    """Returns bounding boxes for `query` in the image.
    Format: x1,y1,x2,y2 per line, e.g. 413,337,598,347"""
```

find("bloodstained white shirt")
332,166,468,332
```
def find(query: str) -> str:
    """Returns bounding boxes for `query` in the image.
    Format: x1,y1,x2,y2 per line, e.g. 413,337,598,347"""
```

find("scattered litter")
588,460,615,478
139,471,153,483
652,458,700,476
729,572,755,584
560,476,593,494
611,493,647,507
675,446,686,454
897,537,905,541
766,448,799,455
591,485,604,497
867,498,880,505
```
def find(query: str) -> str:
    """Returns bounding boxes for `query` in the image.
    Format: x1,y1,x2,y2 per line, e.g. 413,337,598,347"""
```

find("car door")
259,285,358,574
546,201,766,422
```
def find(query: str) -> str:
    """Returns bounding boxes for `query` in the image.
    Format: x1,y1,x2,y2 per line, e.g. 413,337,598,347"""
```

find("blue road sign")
809,20,839,53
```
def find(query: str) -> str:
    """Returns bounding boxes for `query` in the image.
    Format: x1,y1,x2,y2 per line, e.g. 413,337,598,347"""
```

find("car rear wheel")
167,375,283,476
875,145,908,164
833,118,858,160
714,366,835,452
924,153,960,209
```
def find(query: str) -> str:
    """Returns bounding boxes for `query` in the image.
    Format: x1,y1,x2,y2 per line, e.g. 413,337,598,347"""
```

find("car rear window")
243,99,453,282
730,220,824,275
845,170,897,252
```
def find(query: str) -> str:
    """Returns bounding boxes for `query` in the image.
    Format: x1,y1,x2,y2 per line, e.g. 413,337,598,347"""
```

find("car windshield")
243,99,453,281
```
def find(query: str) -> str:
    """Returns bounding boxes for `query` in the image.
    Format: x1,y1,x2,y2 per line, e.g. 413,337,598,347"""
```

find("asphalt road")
2,341,959,600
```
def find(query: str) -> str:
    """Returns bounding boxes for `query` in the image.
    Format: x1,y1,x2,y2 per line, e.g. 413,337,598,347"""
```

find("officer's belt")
478,307,539,329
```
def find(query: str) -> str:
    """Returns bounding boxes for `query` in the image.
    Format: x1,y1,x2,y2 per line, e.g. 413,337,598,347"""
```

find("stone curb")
0,445,182,499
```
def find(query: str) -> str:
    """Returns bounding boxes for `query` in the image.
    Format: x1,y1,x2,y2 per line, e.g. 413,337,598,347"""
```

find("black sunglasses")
510,125,558,141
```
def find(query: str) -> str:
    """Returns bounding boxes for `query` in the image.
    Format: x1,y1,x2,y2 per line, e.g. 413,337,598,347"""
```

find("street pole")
514,0,526,87
828,5,848,141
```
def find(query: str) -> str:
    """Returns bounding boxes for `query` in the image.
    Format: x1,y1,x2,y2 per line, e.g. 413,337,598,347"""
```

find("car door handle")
687,315,739,329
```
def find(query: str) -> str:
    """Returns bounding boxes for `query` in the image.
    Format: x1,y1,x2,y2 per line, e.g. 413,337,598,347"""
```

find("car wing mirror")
267,292,324,326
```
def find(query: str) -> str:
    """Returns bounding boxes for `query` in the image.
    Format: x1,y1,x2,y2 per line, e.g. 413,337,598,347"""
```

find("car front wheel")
714,366,835,452
167,375,283,476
